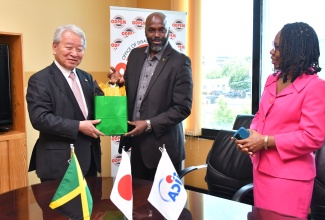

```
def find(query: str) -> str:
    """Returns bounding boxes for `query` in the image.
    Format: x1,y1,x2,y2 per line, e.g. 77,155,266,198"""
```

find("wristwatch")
145,120,152,133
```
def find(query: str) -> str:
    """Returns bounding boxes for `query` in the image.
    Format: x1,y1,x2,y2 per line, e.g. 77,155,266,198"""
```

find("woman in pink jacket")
233,22,325,219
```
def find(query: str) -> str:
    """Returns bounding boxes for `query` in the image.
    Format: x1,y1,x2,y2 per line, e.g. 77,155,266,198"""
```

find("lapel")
263,72,319,117
49,63,86,119
143,44,173,100
129,48,147,103
265,72,319,97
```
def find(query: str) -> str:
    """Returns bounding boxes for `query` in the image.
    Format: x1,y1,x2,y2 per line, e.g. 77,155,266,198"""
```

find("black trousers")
41,148,97,183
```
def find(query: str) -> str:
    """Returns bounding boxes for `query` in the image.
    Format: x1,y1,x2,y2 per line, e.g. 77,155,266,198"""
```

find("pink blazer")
250,72,325,181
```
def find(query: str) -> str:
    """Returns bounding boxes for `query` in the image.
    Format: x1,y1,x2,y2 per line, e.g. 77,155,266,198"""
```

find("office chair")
310,143,325,220
230,114,255,203
180,129,254,205
232,114,254,130
200,113,253,162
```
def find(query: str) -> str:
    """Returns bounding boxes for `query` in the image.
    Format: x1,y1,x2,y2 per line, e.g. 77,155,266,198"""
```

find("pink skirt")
253,168,313,219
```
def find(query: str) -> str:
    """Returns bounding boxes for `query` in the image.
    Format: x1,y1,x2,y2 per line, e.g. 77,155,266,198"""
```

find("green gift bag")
94,96,128,136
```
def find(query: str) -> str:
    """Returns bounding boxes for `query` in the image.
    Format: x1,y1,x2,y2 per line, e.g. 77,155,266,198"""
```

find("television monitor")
0,44,12,131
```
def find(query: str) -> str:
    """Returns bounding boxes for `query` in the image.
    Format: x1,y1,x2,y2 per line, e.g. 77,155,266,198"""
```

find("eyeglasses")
272,41,280,52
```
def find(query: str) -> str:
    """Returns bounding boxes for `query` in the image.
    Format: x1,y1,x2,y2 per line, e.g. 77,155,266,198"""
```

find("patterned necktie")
69,72,87,118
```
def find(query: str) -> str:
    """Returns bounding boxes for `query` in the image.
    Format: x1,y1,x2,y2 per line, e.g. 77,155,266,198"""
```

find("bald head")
145,12,170,54
145,12,169,30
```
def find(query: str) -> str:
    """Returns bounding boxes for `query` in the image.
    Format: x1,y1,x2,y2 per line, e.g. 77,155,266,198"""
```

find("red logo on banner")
115,62,127,74
111,38,123,51
176,41,185,51
132,17,145,29
112,154,122,166
172,19,185,31
122,27,135,38
111,135,121,144
169,30,177,40
111,15,127,29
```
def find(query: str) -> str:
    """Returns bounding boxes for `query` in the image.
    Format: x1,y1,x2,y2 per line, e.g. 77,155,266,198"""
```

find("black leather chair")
310,143,325,220
232,114,254,130
180,129,254,205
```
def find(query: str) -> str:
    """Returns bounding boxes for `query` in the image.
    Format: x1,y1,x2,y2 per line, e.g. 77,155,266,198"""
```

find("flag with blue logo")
148,146,187,220
110,149,133,220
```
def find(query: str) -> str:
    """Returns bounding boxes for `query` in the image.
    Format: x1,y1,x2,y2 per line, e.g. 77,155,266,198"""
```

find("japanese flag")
110,150,133,220
148,147,187,220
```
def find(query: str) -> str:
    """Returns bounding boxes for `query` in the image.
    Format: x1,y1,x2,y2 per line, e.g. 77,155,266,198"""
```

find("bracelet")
264,135,269,150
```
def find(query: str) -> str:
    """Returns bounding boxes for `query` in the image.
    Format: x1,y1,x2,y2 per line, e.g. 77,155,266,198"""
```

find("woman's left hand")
231,129,264,156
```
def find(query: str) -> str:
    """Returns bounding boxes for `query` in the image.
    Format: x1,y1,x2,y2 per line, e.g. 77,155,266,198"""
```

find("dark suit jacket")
123,43,193,168
26,62,101,180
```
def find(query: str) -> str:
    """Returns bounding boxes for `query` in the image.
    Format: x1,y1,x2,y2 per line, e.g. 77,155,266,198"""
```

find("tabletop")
0,177,304,220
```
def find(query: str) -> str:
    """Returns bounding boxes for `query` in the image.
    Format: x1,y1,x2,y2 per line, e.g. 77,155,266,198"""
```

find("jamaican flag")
49,147,93,220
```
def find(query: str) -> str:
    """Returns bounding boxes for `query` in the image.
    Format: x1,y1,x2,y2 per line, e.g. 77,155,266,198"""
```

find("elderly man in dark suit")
26,24,104,182
109,12,193,180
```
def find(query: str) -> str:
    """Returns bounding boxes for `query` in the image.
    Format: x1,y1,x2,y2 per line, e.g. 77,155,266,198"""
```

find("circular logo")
172,19,185,32
122,27,135,38
111,38,123,51
169,30,176,40
157,174,183,202
111,15,126,29
112,154,122,166
111,135,121,144
132,17,145,29
175,41,185,52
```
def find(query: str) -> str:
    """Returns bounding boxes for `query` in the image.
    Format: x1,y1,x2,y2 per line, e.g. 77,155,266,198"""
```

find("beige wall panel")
0,141,10,193
137,0,171,10
0,0,136,72
184,137,212,190
9,137,27,190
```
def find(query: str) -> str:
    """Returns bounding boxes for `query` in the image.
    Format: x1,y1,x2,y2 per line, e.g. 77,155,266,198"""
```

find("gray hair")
53,24,87,49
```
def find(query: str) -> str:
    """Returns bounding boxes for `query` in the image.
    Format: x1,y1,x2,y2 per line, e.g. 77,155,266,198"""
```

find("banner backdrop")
109,6,187,176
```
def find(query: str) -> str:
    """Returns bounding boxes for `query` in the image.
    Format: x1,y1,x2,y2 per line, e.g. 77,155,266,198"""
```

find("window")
201,0,325,132
201,0,253,130
261,0,325,87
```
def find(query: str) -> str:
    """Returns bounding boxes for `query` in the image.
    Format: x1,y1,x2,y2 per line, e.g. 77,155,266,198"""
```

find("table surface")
0,177,303,220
